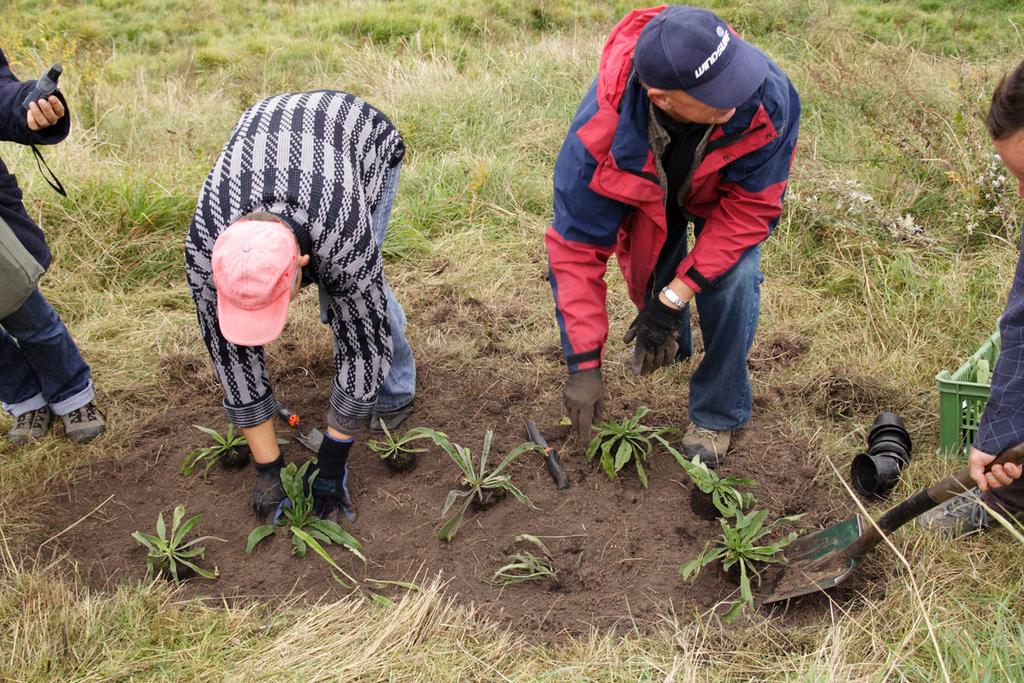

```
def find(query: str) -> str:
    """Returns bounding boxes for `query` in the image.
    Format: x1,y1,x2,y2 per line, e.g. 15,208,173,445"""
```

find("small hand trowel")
524,418,570,490
277,405,324,453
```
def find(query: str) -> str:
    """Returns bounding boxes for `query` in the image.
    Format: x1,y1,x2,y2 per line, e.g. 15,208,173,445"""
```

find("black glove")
623,297,683,375
308,435,356,523
563,367,604,445
251,455,285,521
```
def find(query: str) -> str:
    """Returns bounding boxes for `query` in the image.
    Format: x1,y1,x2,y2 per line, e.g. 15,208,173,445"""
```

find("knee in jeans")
714,260,762,300
732,254,763,286
9,315,64,345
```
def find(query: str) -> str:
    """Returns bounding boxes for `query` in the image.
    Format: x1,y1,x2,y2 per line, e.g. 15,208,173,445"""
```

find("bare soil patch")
748,332,810,371
46,312,861,638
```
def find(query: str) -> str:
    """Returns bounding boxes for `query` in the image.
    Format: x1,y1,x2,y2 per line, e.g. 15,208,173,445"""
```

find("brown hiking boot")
681,425,731,469
5,406,53,445
61,401,107,444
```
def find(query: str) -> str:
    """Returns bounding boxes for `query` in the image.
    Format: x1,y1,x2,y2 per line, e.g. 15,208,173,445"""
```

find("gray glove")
563,368,604,444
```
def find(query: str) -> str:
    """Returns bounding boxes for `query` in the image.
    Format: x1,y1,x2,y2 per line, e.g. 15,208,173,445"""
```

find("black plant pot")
851,412,914,498
851,451,903,499
868,412,913,455
868,436,910,463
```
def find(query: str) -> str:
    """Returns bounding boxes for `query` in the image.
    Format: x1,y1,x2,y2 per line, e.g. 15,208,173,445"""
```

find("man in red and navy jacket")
546,6,800,467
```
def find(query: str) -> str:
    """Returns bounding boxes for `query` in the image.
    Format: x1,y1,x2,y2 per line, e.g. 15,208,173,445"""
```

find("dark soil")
688,486,719,522
45,317,860,638
219,446,251,470
379,451,417,473
468,485,507,510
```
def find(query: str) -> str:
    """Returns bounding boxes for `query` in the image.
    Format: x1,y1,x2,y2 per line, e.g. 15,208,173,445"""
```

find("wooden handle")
847,439,1024,559
925,440,1024,505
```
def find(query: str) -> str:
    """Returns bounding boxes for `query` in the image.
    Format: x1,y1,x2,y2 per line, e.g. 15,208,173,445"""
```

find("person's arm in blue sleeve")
971,248,1024,490
0,48,70,145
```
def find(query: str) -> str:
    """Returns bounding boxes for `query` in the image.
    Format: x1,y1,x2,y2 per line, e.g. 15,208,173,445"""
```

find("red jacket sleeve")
676,178,786,292
677,86,799,292
545,227,615,372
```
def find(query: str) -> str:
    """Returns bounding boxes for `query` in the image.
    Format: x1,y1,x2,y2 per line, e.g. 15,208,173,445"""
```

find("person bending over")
185,91,415,522
546,7,799,467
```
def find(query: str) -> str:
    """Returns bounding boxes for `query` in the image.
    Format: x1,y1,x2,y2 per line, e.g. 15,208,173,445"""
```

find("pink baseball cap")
211,219,299,346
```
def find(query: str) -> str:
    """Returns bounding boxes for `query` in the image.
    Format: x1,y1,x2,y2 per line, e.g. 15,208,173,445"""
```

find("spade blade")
764,515,865,604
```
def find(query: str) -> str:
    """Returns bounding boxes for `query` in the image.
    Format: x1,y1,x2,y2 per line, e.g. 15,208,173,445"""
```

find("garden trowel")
524,418,570,490
765,440,1024,605
277,405,324,453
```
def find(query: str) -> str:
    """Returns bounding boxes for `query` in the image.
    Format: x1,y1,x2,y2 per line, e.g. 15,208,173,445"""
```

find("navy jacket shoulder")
718,53,800,193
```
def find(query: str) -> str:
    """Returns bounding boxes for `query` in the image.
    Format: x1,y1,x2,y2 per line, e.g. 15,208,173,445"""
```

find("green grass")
3,0,1024,680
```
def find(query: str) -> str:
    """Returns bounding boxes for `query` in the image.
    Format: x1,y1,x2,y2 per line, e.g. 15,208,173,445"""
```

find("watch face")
661,287,685,309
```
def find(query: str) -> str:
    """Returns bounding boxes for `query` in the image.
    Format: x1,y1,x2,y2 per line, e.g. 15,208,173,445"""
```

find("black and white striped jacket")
184,91,405,432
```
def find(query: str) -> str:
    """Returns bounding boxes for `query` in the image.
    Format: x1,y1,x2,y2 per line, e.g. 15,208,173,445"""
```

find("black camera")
21,64,63,111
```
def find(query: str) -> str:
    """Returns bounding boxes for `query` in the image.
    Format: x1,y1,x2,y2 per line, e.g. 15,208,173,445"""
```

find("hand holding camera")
22,64,65,131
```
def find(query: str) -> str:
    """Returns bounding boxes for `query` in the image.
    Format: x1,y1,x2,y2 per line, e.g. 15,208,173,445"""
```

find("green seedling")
366,422,431,472
246,461,365,585
131,505,224,582
671,449,757,518
487,534,557,586
585,406,675,487
415,428,538,542
679,508,802,621
181,424,287,481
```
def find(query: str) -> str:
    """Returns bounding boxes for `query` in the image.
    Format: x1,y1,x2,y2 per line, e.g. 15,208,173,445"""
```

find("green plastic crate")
935,330,1001,457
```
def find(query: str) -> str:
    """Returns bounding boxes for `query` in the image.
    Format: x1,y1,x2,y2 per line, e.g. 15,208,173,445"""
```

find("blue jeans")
671,244,763,431
370,163,415,412
0,288,94,417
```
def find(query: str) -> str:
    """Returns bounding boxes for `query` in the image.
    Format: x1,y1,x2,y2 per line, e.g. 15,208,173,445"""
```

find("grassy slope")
2,0,1024,680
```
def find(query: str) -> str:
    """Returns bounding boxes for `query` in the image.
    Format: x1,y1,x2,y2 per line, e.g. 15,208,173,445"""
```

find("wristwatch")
660,286,686,309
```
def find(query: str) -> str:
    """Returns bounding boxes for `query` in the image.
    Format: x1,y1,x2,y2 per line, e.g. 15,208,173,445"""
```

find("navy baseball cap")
634,6,769,110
